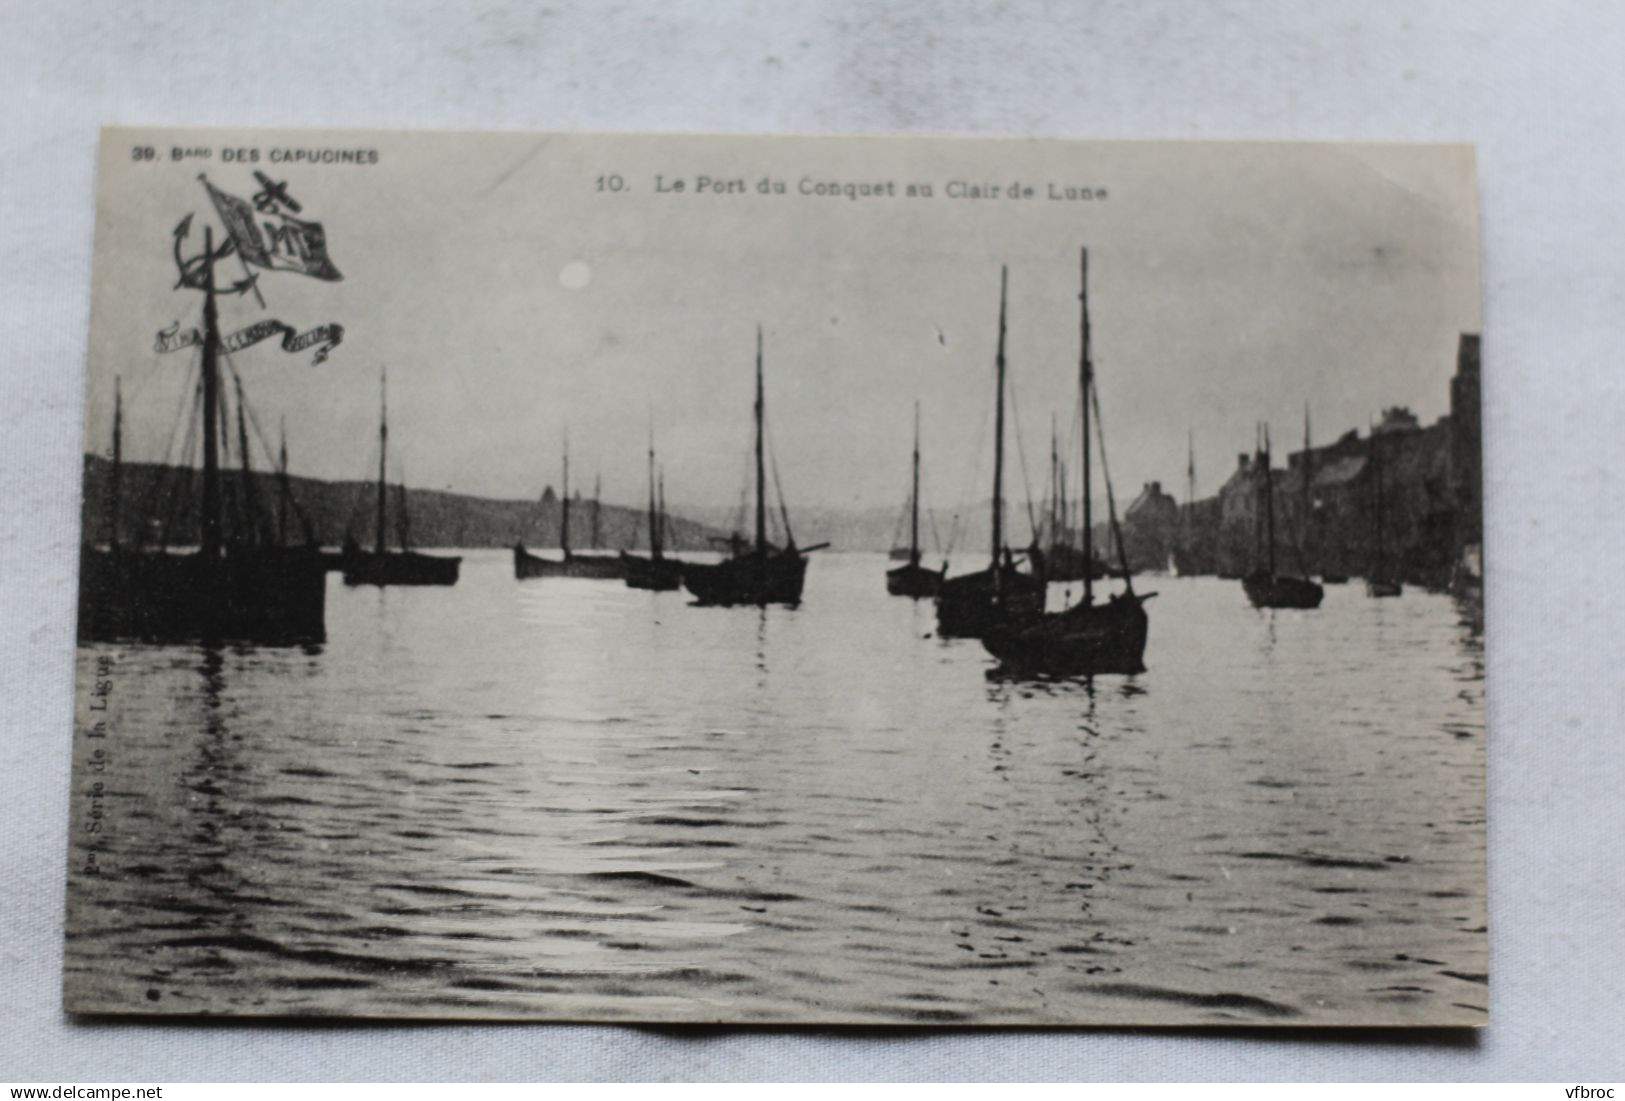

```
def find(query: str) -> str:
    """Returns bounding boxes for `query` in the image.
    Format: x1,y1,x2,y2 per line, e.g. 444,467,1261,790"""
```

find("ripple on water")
64,558,1486,1024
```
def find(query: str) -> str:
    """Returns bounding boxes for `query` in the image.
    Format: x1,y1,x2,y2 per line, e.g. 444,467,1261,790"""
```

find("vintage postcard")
67,127,1485,1025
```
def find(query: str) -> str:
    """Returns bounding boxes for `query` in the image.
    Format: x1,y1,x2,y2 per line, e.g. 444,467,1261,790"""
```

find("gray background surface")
1,0,1620,1081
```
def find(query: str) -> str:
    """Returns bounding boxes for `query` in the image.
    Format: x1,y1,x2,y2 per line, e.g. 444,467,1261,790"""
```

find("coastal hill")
79,455,726,551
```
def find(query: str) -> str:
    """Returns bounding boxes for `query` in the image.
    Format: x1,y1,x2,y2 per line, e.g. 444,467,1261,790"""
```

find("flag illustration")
202,176,343,282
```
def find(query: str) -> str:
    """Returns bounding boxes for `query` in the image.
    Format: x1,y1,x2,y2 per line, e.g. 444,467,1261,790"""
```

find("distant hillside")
670,499,1071,555
80,456,727,551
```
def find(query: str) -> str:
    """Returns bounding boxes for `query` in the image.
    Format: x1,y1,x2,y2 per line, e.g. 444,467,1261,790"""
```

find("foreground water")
66,551,1486,1025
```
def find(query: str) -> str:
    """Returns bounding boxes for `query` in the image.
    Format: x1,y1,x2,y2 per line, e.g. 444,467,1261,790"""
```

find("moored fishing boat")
514,434,627,580
886,403,946,598
341,371,461,587
935,267,1045,637
78,203,335,646
1241,424,1321,609
622,436,684,591
982,248,1151,675
682,328,825,607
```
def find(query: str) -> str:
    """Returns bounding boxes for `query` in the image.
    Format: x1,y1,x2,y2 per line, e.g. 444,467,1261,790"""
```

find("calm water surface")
66,551,1486,1025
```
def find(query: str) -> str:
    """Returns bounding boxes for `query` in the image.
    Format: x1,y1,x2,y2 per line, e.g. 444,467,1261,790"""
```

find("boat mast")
397,481,411,551
278,416,289,547
200,227,223,567
375,369,388,556
235,377,257,548
592,473,602,549
110,376,122,551
754,326,767,555
658,470,668,555
1048,416,1058,552
1264,423,1277,576
647,423,660,558
1058,453,1068,553
561,429,571,558
991,267,1008,581
1080,247,1094,604
910,401,921,564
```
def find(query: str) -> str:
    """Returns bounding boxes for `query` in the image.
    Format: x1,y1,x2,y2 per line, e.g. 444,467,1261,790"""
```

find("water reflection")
66,553,1487,1025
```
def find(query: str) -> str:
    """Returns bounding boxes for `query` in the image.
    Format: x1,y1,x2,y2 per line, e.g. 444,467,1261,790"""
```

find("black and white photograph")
65,127,1485,1026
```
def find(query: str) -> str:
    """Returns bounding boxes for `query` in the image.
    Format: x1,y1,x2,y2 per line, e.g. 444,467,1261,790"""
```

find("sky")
84,129,1481,513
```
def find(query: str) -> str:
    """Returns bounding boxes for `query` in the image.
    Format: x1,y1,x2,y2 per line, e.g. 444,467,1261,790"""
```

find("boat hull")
78,545,327,645
621,551,684,591
513,544,626,580
683,551,807,606
935,566,1046,638
1242,572,1324,609
343,549,461,586
982,593,1150,676
1366,578,1403,598
886,560,945,599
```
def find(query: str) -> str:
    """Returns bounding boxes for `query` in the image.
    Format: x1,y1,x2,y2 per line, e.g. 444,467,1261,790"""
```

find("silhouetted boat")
1366,423,1403,598
936,267,1045,637
887,403,946,598
1038,426,1092,582
78,222,327,645
623,435,684,591
266,419,347,573
514,433,627,580
983,248,1151,675
1241,423,1321,609
1170,429,1212,577
342,371,461,587
682,328,824,606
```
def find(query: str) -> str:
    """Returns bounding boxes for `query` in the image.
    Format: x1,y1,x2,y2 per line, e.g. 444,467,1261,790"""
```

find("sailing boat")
682,327,825,606
514,434,627,579
1170,430,1199,576
622,432,685,591
341,370,461,586
1041,422,1093,582
935,267,1047,638
886,403,946,598
78,219,329,645
1241,423,1322,609
272,419,345,571
983,248,1151,675
1366,423,1403,597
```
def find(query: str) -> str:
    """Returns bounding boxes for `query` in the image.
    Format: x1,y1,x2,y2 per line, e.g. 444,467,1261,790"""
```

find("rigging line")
733,438,752,540
139,351,201,538
1088,375,1134,597
888,437,915,551
766,420,794,548
1005,372,1039,546
154,359,203,543
889,499,908,554
946,384,993,560
222,352,282,474
157,370,206,549
344,433,385,542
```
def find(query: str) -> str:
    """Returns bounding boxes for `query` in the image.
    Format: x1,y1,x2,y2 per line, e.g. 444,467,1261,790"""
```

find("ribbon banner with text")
154,318,345,364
